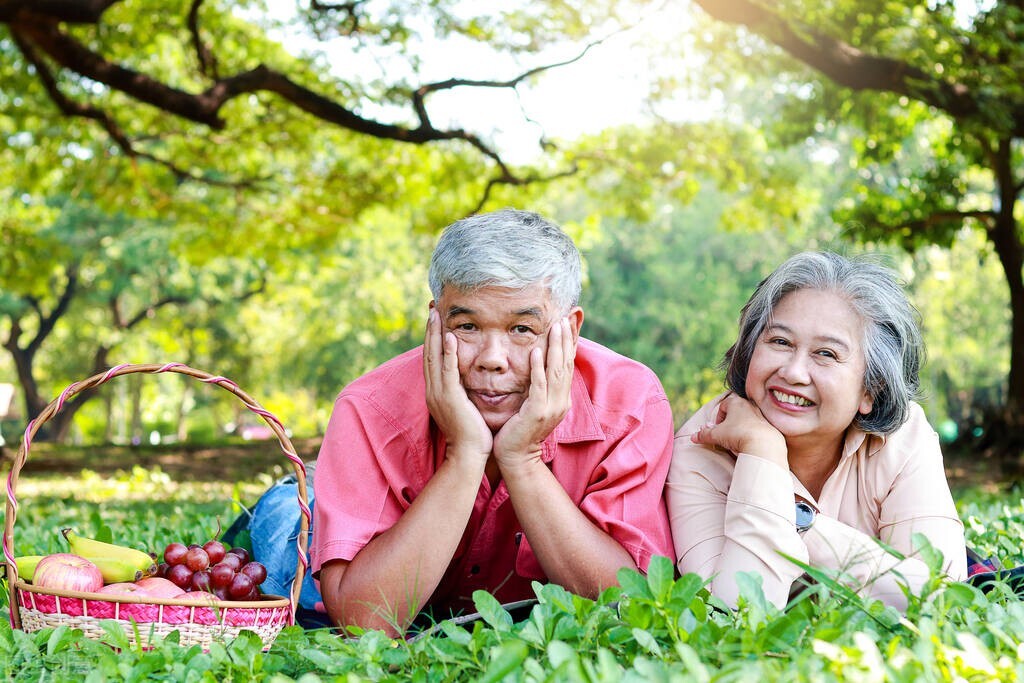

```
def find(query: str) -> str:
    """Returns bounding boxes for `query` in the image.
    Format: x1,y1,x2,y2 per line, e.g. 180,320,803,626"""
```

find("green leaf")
472,591,513,632
479,641,529,683
645,555,675,602
631,627,664,657
617,566,654,599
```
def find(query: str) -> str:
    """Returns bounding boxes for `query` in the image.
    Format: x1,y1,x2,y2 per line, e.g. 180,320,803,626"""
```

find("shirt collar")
842,423,886,458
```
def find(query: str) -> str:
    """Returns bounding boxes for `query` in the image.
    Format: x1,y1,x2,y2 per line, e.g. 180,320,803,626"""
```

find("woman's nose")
778,353,810,384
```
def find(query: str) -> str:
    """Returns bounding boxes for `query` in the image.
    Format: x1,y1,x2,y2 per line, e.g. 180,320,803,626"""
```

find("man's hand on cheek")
493,317,576,472
423,308,492,466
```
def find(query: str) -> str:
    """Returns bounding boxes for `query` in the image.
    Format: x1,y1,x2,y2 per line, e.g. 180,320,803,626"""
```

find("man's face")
433,283,582,432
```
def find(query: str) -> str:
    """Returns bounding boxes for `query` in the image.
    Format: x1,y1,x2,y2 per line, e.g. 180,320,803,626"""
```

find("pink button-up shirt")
312,338,675,616
667,394,966,611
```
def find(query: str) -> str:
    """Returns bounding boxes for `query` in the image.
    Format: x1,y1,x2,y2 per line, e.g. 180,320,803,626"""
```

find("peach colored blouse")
666,394,966,611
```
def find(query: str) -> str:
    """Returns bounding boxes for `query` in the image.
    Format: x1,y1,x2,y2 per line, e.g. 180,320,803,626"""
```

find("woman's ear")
858,390,874,416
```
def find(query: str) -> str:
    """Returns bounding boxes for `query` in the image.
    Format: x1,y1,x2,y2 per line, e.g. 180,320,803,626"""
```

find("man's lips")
468,390,518,407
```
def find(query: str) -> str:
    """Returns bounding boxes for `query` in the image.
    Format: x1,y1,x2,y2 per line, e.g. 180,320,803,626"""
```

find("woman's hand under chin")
689,393,789,468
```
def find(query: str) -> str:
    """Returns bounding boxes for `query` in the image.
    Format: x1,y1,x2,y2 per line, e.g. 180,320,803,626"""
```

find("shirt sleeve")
804,407,966,609
576,391,676,572
666,398,809,609
310,393,418,576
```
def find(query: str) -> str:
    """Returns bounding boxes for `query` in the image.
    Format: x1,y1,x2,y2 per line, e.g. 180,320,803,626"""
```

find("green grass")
4,463,1024,681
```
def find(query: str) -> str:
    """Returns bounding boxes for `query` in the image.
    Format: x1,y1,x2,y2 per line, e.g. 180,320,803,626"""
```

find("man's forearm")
322,455,483,634
501,459,634,597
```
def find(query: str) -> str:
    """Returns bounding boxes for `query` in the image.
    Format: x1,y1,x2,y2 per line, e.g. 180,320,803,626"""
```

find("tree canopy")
691,0,1024,442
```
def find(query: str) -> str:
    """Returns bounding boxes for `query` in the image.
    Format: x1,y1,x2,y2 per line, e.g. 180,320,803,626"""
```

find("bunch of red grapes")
158,540,268,601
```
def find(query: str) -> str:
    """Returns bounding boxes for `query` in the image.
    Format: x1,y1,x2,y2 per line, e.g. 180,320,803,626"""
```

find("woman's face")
744,288,874,452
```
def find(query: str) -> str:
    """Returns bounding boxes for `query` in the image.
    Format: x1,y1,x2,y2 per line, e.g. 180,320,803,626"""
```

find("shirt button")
469,565,480,576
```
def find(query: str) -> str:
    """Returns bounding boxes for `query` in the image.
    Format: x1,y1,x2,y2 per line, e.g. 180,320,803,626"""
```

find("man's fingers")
442,330,461,389
423,309,442,390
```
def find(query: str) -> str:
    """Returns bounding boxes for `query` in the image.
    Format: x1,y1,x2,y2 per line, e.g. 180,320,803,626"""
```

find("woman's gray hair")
724,251,923,435
428,208,582,313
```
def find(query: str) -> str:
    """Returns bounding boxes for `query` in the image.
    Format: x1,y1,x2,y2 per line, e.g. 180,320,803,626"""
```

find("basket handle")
3,363,311,630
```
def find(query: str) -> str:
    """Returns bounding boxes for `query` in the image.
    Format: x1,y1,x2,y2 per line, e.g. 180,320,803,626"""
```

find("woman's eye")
816,349,837,360
768,337,790,347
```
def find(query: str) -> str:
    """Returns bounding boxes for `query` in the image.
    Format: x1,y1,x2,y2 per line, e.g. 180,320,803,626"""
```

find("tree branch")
691,0,1024,133
0,0,118,23
13,28,254,188
900,209,996,232
187,0,218,79
25,265,78,360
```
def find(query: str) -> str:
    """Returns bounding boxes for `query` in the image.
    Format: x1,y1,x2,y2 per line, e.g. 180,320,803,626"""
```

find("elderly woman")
667,251,966,611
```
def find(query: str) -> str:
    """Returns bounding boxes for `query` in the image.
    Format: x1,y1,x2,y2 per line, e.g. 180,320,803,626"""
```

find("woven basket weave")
3,363,312,650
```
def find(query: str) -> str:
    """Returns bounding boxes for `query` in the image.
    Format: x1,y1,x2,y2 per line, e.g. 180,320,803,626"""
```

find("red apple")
177,591,218,604
33,554,103,593
135,576,186,599
97,582,148,596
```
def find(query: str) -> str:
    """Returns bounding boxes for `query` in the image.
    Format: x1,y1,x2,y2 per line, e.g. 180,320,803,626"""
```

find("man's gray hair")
724,251,923,435
428,209,582,313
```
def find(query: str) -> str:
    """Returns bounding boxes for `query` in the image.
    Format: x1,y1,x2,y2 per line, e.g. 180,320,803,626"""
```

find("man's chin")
475,406,519,433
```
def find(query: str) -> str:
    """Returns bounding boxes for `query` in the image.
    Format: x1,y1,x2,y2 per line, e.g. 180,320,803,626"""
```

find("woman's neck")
788,435,845,501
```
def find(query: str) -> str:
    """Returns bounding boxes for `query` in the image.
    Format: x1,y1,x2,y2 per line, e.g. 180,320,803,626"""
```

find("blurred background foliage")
0,0,1019,467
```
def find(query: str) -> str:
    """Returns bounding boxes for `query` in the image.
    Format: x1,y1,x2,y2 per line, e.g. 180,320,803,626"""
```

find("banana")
88,555,154,584
13,555,46,580
62,528,156,582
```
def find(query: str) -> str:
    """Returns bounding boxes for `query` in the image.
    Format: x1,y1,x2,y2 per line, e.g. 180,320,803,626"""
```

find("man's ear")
567,307,584,343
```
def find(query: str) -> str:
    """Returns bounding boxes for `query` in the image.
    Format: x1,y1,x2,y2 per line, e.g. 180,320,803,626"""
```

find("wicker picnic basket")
3,363,312,650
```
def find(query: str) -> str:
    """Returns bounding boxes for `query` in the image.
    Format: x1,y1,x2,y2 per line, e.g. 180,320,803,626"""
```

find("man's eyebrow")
445,306,545,318
765,322,852,351
445,305,473,318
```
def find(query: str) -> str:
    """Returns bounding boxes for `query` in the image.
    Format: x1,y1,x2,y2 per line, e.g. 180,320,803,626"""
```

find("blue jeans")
231,465,329,629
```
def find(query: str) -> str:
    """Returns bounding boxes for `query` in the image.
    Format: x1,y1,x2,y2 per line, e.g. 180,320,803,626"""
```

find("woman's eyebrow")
765,322,852,351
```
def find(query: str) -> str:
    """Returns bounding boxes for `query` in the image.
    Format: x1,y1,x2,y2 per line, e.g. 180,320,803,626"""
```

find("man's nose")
475,333,509,372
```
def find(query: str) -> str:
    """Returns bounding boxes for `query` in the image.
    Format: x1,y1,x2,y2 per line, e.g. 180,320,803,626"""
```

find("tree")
0,200,264,441
691,0,1024,445
0,0,657,207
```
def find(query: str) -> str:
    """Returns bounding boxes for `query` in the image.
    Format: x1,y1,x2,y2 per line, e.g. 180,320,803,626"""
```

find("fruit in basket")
226,546,251,564
163,543,188,566
14,555,46,579
166,563,194,590
228,572,257,600
240,561,268,585
62,528,157,582
218,553,244,572
209,562,235,588
136,576,186,599
184,546,210,572
178,591,218,604
33,553,104,593
161,537,268,601
203,540,227,564
97,582,149,596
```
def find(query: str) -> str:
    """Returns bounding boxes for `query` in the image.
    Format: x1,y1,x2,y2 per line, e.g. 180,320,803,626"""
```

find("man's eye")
512,325,535,334
455,323,476,331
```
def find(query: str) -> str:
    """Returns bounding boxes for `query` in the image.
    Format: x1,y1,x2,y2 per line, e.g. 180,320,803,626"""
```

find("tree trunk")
989,140,1024,426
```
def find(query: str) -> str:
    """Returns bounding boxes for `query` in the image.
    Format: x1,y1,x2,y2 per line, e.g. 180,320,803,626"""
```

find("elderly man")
311,209,675,634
